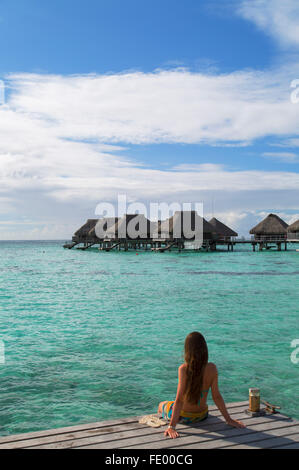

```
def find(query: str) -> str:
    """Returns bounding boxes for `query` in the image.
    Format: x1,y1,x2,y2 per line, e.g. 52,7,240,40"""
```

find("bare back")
180,362,217,413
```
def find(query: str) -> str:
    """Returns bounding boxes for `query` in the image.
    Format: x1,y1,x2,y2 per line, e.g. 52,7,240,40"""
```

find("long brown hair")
184,332,208,403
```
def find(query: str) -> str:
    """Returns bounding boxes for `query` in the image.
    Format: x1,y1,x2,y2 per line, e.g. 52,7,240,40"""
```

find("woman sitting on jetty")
158,331,245,439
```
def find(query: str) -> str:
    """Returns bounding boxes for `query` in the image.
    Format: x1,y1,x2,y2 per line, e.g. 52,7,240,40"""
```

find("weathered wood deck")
0,401,298,449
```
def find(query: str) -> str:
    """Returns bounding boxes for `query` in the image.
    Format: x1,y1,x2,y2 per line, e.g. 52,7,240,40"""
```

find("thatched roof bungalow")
88,217,119,241
159,211,215,241
104,214,152,240
250,214,288,241
73,219,99,242
287,219,299,239
208,217,238,241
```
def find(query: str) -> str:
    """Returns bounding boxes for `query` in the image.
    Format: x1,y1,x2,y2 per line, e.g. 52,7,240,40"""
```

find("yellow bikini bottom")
162,401,208,424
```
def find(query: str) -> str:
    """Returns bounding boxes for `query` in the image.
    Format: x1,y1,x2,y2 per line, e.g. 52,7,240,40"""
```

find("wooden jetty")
65,236,299,253
0,401,298,449
152,241,183,252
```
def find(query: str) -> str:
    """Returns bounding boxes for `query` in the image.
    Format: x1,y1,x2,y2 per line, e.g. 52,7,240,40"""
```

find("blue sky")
0,0,275,74
0,0,299,238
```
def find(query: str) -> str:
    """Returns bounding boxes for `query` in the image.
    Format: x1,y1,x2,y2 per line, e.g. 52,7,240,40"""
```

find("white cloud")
285,213,299,225
0,223,74,241
262,152,299,163
5,67,299,147
1,0,299,239
288,138,299,147
206,210,248,230
0,197,14,214
0,68,299,239
257,211,299,225
238,0,299,49
269,138,299,148
171,163,225,172
0,68,298,203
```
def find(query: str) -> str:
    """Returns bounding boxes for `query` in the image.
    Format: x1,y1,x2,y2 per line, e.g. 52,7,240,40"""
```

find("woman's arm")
164,365,187,439
210,364,245,428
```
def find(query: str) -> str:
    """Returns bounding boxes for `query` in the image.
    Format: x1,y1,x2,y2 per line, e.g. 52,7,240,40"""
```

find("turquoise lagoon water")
0,241,298,436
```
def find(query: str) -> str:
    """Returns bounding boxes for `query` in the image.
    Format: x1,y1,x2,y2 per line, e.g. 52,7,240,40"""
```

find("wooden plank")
274,441,299,449
0,402,298,449
28,410,255,449
73,413,294,450
225,426,299,448
165,421,299,450
22,407,254,450
1,422,147,450
0,416,141,445
117,415,296,450
116,417,274,450
0,401,247,447
5,401,297,451
194,426,299,450
225,432,299,449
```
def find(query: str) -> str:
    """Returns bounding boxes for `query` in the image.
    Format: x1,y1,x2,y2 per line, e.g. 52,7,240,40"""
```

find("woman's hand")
164,426,179,439
226,417,246,428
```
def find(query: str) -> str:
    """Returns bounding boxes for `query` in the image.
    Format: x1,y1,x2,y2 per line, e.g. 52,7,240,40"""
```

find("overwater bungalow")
104,214,152,241
96,214,154,251
287,219,299,240
88,217,119,242
66,211,299,252
249,213,288,242
249,213,289,250
72,218,99,244
158,211,215,247
208,217,238,241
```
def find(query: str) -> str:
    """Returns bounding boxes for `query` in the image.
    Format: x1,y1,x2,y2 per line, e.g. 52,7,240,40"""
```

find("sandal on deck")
138,415,168,427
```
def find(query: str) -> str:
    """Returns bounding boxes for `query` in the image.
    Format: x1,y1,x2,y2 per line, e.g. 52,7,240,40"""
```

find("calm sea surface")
0,241,298,436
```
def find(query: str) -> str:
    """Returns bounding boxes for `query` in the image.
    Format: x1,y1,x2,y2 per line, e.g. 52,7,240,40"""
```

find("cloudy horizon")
0,0,298,239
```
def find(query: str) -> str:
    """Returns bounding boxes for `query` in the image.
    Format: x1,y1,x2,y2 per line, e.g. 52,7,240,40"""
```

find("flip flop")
138,415,168,427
